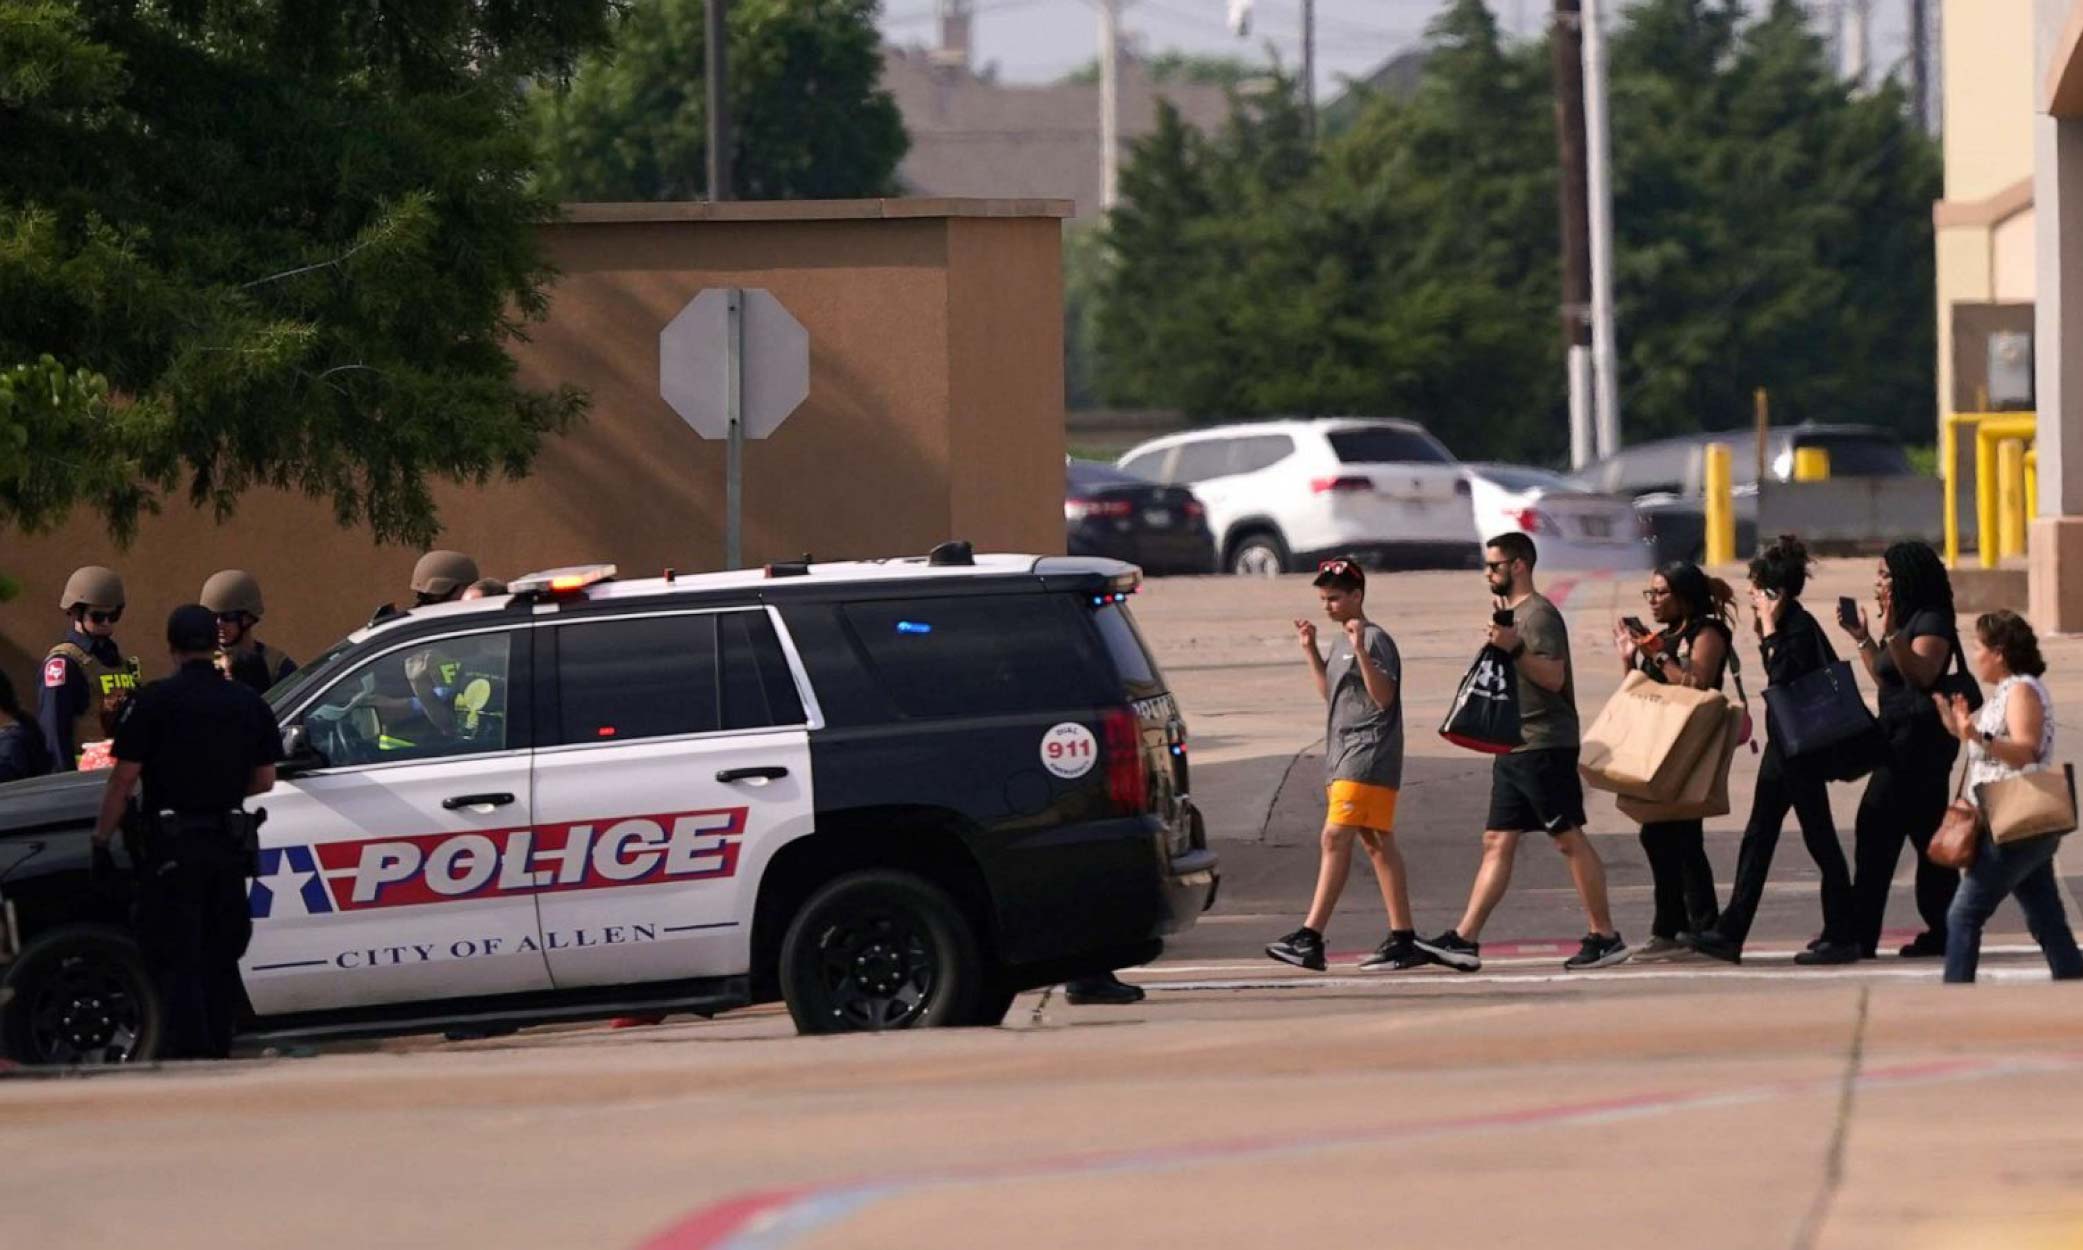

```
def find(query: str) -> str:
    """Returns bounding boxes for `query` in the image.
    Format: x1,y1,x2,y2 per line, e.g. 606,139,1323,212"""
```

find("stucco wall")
0,199,1070,695
1947,0,2038,201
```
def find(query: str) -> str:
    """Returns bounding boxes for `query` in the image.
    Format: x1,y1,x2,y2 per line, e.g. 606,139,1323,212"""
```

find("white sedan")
1463,463,1655,572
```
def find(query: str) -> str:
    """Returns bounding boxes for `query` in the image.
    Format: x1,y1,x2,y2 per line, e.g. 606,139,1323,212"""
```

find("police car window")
556,615,720,743
843,595,1106,719
1093,602,1167,700
720,611,807,729
296,633,515,768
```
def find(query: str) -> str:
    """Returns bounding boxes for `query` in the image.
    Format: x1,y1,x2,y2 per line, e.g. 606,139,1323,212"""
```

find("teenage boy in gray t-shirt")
1266,559,1424,972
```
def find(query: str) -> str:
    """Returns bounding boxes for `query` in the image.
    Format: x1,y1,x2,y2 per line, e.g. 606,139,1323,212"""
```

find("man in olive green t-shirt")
1416,532,1628,974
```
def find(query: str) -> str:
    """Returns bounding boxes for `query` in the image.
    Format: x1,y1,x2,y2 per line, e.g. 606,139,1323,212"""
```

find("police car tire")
0,925,163,1066
778,870,984,1034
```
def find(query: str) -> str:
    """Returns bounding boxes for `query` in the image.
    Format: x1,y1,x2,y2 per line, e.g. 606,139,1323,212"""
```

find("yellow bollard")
2026,447,2040,525
1704,443,1735,566
1976,430,2001,569
1792,446,1831,481
1997,438,2027,559
1943,413,1960,567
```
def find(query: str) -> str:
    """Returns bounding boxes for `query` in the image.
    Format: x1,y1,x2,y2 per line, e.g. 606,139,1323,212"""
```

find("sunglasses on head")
85,608,122,625
1318,559,1357,576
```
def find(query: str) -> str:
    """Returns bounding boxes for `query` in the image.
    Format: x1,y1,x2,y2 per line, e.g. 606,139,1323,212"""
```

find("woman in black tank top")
1614,561,1734,958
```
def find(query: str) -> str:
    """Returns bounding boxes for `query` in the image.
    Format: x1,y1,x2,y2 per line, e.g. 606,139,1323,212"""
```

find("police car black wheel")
778,871,983,1035
0,925,162,1066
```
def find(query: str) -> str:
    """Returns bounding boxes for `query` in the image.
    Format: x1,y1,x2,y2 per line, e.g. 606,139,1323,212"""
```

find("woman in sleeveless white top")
1932,612,2082,983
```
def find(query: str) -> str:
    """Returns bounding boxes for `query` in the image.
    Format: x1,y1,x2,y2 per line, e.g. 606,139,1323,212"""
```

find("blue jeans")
1943,831,2083,983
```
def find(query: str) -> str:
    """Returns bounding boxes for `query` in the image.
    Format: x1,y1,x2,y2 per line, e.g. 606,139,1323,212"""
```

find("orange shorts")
1326,780,1399,832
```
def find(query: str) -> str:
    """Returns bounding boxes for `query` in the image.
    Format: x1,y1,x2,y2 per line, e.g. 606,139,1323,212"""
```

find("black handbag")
1763,656,1880,760
1439,644,1523,754
1935,629,1984,714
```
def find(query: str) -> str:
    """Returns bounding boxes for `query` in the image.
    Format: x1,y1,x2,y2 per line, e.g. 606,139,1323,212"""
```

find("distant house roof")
881,46,1237,219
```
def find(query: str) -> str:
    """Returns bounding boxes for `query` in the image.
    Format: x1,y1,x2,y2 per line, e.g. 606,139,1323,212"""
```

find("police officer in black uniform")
41,565,142,770
90,605,284,1060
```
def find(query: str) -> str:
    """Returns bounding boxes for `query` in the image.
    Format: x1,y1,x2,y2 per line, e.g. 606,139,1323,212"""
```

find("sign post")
660,288,809,570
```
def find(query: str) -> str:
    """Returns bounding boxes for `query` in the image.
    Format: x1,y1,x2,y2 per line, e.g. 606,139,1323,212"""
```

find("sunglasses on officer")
80,608,122,625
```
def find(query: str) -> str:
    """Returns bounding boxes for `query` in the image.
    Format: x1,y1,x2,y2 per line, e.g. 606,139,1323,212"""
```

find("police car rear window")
556,615,721,742
842,595,1108,719
1093,602,1167,700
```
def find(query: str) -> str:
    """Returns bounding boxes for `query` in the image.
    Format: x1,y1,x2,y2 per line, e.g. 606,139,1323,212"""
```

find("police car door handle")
442,791,516,810
716,766,789,784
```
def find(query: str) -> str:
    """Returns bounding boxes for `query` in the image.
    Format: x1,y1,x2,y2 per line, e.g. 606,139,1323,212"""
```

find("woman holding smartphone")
1688,535,1859,965
1837,540,1964,959
1613,561,1734,960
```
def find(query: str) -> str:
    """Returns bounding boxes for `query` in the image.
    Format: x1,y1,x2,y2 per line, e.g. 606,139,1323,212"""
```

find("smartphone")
1492,608,1516,627
1836,595,1858,628
1621,616,1649,637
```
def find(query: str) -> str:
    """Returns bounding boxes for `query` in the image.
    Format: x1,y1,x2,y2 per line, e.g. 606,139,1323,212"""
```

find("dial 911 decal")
1040,722,1099,780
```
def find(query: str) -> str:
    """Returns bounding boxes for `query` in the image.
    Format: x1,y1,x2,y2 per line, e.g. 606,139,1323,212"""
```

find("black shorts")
1487,747,1587,835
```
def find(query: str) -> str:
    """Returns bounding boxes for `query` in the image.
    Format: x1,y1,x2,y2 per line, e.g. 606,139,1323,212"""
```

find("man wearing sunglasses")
40,565,143,771
202,570,299,694
1417,532,1629,972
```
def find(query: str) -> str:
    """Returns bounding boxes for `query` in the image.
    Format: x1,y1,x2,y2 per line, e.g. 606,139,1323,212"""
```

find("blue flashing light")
896,620,933,635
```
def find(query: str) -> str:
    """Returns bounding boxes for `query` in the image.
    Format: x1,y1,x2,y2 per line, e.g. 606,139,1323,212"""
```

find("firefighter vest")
47,641,142,754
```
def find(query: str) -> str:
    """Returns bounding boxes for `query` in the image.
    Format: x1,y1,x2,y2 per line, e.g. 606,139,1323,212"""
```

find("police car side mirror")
280,724,326,774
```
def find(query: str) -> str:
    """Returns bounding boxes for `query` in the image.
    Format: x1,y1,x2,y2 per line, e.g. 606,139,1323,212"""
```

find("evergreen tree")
531,0,908,202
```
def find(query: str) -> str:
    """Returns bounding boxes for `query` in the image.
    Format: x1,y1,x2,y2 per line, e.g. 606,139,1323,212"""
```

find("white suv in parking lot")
1117,419,1479,575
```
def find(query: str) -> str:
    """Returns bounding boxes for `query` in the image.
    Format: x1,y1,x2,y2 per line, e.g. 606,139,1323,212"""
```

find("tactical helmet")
200,569,265,619
410,550,479,599
59,566,125,612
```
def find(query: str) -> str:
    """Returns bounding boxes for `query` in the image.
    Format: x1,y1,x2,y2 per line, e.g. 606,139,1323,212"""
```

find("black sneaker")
1064,972,1147,1005
1795,941,1861,966
1898,931,1947,959
1564,931,1630,971
1685,931,1743,965
1414,929,1482,972
1357,933,1431,971
1266,927,1327,971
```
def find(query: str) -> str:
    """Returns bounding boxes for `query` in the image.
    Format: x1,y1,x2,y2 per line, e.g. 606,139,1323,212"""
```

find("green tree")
531,0,908,202
1,0,612,546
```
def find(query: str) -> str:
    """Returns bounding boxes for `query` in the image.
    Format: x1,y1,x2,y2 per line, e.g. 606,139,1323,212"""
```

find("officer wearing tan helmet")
201,570,298,694
411,550,479,606
41,566,144,771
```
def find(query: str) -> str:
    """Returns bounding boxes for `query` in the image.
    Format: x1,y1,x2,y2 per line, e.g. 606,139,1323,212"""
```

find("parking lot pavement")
1135,562,2083,961
10,960,2083,1250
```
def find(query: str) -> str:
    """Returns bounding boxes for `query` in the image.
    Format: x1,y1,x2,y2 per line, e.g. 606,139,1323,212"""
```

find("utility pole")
1909,0,1930,132
1551,0,1594,469
1840,0,1871,89
1583,0,1621,459
705,0,731,201
1099,0,1122,211
1301,0,1316,139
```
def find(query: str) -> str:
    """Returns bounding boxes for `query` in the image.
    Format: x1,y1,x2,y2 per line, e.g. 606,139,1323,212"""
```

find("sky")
876,1,1919,105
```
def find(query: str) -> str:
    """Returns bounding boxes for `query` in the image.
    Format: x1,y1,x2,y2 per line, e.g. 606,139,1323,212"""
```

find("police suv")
0,548,1215,1064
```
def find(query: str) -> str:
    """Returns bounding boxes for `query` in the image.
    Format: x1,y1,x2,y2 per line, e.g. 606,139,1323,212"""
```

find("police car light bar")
510,563,618,598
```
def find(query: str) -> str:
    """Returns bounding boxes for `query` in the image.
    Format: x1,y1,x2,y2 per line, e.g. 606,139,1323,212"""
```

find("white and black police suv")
0,546,1215,1064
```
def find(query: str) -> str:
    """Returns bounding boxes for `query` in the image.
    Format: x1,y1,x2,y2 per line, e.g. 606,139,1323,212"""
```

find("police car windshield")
265,637,359,715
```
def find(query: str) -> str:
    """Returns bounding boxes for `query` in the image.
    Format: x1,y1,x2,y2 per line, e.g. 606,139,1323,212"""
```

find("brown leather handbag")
1929,762,1980,871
